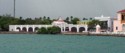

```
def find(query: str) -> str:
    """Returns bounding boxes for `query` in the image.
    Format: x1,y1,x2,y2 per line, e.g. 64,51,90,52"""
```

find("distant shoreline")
0,31,125,37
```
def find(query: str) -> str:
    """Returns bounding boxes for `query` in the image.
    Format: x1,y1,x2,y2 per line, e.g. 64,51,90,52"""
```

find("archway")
79,27,85,32
71,27,77,32
28,27,33,32
65,27,69,32
22,27,27,32
122,24,125,31
16,27,21,32
35,27,39,32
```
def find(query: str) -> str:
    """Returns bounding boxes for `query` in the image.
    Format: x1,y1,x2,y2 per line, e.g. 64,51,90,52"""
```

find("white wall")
94,15,114,31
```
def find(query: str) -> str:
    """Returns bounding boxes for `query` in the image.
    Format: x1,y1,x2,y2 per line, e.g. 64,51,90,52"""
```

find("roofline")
117,9,125,13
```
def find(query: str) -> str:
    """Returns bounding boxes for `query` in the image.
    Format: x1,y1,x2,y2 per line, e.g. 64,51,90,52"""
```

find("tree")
52,19,57,21
19,17,22,20
88,20,100,26
0,16,2,19
99,21,108,29
43,16,46,20
89,18,93,20
88,20,100,30
64,17,70,23
47,17,50,20
18,19,26,24
66,17,69,21
37,26,61,34
0,15,19,31
70,16,73,21
48,26,61,34
25,18,34,24
72,18,80,24
83,18,86,20
37,27,48,34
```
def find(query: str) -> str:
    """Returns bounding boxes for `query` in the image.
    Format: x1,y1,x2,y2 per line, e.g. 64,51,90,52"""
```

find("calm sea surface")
0,34,124,53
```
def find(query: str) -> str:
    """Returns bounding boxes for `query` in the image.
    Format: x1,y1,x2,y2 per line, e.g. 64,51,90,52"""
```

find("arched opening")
62,27,64,31
79,27,85,32
122,24,125,31
35,27,39,32
65,27,69,32
71,27,77,32
28,27,33,32
22,27,27,32
16,27,21,32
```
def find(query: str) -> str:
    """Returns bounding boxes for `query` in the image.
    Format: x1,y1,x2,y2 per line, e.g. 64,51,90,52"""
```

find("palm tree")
70,16,73,21
47,17,50,20
43,16,46,20
19,17,22,20
83,18,86,20
66,17,69,21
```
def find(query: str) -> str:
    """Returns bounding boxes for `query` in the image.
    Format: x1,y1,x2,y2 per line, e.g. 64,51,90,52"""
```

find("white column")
96,25,101,33
77,25,79,32
108,19,112,31
85,25,88,32
33,25,35,32
61,24,63,32
21,25,22,31
64,25,66,32
69,26,71,32
107,19,111,30
26,25,28,32
14,25,16,31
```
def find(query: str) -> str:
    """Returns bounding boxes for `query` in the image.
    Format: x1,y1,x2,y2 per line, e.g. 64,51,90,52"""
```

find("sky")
0,0,125,19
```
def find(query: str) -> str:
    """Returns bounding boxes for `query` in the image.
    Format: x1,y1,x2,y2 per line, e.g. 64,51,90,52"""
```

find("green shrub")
37,26,61,34
48,26,61,34
37,27,48,34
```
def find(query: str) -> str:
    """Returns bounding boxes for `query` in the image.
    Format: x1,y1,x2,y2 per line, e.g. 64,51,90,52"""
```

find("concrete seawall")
1,31,125,37
62,32,125,37
0,31,36,34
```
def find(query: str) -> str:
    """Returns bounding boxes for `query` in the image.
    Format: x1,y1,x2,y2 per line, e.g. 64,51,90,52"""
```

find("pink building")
114,9,125,32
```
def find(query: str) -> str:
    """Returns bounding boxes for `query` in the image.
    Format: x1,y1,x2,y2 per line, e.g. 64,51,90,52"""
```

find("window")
122,15,124,20
121,14,125,20
116,27,118,30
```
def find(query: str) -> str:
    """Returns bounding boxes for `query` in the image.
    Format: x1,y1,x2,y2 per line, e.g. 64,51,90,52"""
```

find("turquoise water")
0,34,125,53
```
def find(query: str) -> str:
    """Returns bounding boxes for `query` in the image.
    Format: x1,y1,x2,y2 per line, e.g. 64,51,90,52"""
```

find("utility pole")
14,0,15,18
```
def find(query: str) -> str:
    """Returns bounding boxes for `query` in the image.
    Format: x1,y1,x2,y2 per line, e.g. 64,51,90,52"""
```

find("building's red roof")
117,9,125,13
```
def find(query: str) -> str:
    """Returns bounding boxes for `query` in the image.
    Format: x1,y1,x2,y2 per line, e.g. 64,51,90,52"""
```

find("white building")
9,17,88,33
94,15,114,32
